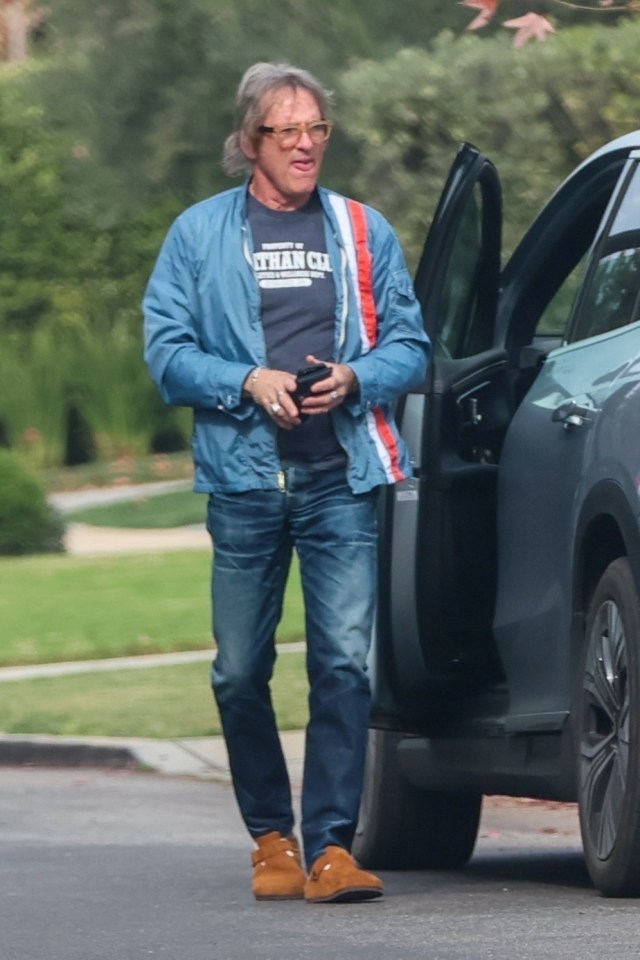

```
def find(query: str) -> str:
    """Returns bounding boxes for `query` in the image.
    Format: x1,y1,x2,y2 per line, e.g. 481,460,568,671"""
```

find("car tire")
578,556,640,897
353,727,482,870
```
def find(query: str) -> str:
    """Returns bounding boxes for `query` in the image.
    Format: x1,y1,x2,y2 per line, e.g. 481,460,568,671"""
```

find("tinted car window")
435,183,483,360
501,158,626,362
571,163,640,343
534,255,586,338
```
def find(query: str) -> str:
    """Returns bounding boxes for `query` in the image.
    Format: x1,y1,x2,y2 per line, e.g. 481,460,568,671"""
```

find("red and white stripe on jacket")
328,195,405,483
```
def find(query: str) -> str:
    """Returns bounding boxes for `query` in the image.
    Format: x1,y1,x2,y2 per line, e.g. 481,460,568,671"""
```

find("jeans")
206,467,378,867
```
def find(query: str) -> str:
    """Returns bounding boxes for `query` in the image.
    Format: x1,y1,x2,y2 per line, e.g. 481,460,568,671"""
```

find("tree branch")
551,0,635,12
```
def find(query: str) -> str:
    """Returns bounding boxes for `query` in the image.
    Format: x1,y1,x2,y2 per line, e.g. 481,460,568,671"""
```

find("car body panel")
494,323,640,724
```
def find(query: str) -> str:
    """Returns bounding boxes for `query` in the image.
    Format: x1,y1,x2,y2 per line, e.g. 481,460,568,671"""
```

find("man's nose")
297,130,314,148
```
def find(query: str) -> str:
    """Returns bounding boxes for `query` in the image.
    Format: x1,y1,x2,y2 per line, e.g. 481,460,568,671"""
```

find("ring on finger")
330,389,339,400
270,402,282,415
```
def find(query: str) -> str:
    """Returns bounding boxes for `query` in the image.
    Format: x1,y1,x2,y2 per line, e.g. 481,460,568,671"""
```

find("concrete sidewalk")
64,522,210,556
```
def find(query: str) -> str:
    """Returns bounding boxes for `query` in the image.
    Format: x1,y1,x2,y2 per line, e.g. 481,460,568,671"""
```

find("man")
143,62,430,904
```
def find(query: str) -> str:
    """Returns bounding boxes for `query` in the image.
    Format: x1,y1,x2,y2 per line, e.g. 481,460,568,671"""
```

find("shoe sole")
254,893,304,901
305,886,383,904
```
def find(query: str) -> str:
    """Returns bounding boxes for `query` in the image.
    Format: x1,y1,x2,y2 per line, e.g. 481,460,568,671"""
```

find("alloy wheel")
580,597,630,861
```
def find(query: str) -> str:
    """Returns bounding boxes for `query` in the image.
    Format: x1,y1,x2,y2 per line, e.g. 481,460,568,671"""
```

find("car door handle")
552,400,592,430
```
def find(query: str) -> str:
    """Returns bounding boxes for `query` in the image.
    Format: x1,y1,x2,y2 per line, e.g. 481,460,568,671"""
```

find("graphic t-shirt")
247,192,345,469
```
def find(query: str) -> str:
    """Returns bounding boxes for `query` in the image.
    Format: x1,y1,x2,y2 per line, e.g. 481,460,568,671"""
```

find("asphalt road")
3,767,640,960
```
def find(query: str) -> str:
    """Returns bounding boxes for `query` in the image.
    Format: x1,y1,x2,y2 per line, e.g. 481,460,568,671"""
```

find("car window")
535,255,587,338
570,163,640,343
501,157,627,362
435,183,483,360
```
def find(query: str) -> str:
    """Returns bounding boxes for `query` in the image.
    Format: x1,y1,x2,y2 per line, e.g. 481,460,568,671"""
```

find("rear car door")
493,152,640,728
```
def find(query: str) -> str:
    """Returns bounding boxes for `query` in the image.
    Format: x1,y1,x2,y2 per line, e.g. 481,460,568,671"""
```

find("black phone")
293,363,331,412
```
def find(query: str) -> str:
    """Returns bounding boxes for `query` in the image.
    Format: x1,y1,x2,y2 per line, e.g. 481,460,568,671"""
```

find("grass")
40,451,194,493
67,489,207,528
0,550,305,667
0,652,309,739
1,455,308,738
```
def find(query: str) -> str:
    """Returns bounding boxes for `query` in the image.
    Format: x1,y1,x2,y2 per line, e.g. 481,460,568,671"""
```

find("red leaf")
503,12,556,46
461,0,500,30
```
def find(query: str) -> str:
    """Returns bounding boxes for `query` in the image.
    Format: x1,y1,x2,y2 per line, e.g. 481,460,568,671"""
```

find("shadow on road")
467,848,592,889
386,847,592,898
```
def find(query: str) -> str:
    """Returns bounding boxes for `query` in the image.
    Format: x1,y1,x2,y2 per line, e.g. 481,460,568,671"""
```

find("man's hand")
298,354,358,416
243,367,300,429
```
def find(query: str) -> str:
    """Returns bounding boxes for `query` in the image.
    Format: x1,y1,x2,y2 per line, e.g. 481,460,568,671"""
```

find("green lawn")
0,550,305,667
0,652,308,738
41,452,194,493
2,473,308,737
67,489,206,528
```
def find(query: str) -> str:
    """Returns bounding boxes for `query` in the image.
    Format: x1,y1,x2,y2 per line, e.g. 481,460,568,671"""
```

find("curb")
0,734,140,771
0,734,232,781
0,730,305,784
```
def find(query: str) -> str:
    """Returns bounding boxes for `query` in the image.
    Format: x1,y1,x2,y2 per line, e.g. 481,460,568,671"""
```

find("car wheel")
578,557,640,897
353,728,481,870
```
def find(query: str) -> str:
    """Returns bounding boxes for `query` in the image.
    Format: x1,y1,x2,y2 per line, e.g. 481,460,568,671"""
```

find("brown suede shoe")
304,845,383,903
251,831,305,901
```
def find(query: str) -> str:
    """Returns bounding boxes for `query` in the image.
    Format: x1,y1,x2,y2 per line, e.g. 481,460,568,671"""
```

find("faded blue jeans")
206,467,378,867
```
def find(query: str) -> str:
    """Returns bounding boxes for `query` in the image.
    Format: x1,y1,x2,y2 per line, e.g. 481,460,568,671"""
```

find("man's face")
246,86,328,211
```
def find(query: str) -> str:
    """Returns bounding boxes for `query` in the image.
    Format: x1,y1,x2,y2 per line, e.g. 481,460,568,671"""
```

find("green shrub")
0,450,65,555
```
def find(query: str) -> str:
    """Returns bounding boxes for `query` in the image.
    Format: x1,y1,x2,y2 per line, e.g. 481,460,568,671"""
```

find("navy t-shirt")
247,192,345,469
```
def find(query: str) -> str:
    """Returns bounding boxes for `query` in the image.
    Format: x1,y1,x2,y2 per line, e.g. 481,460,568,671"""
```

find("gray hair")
222,62,334,177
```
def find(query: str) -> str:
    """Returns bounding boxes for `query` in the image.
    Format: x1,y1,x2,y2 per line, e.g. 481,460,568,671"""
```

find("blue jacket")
143,184,430,494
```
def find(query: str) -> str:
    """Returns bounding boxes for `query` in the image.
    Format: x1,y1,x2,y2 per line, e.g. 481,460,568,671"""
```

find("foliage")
0,67,188,466
0,72,71,339
0,449,64,555
339,23,640,268
0,324,180,467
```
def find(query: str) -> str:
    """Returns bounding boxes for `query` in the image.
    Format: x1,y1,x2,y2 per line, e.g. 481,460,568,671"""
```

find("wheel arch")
577,555,640,895
565,483,640,813
573,481,640,619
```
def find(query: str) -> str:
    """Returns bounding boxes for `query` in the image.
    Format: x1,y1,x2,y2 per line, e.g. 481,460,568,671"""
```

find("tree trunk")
2,0,29,63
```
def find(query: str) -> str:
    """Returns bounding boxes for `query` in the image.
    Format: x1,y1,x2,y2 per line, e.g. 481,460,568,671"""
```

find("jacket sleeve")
142,215,254,418
344,211,430,414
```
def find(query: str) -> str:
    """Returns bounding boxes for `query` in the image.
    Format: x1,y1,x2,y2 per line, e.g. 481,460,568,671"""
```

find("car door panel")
380,351,509,700
374,146,506,725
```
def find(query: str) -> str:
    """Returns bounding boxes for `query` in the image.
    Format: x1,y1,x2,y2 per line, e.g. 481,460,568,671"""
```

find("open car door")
374,143,508,725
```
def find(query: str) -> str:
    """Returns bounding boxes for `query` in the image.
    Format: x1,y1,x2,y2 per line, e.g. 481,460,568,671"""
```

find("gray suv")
354,131,640,897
